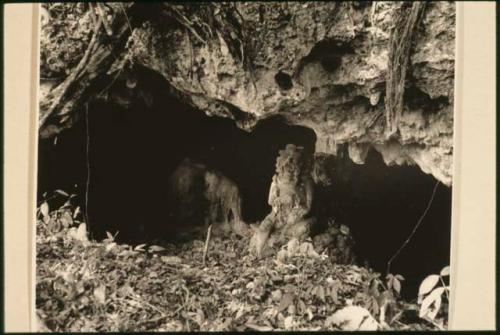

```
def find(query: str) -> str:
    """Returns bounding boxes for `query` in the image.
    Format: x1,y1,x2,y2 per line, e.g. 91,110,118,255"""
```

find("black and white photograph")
36,2,456,331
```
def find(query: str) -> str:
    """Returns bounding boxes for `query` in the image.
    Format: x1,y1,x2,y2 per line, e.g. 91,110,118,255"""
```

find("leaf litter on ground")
36,202,444,331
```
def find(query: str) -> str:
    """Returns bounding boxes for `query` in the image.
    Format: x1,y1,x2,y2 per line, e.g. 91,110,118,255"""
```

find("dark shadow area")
275,71,294,90
38,120,87,204
404,85,450,114
296,38,355,75
312,146,452,299
38,66,316,243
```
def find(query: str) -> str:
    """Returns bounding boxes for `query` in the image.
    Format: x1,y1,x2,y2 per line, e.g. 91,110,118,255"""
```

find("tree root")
39,4,133,138
385,2,426,138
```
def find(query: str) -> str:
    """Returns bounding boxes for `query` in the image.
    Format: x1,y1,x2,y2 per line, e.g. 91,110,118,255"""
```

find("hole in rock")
274,71,294,90
312,146,452,298
404,85,450,114
37,66,315,244
298,39,355,74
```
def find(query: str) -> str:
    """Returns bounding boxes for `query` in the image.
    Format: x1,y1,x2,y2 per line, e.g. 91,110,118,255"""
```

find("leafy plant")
36,188,449,331
386,273,405,296
354,272,405,328
417,266,450,324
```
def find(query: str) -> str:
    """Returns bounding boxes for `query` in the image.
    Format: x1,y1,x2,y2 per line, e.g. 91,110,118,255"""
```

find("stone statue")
250,144,316,256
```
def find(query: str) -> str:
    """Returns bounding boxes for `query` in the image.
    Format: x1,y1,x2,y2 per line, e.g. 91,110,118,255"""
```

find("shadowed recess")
312,146,451,298
38,66,316,243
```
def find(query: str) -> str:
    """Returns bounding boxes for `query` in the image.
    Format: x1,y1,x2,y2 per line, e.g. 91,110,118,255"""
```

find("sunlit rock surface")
40,2,455,185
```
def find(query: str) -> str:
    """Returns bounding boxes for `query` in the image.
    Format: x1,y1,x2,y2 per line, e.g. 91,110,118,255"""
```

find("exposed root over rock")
385,2,427,138
39,2,455,185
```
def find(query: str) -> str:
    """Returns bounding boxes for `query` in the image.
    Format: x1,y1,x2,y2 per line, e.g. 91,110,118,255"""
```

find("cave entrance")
312,146,452,298
38,66,316,244
37,66,451,298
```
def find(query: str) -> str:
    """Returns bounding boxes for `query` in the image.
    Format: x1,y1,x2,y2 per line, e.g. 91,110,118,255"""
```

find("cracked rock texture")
40,2,455,185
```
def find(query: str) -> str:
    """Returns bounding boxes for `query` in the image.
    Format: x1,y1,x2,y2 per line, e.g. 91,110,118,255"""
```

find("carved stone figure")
250,144,316,256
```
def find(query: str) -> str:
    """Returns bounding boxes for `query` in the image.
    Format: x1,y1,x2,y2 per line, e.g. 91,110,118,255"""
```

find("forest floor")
36,198,447,331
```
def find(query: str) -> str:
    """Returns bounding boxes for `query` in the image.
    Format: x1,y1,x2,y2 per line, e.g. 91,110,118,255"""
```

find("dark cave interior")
312,147,451,298
38,67,317,240
37,66,451,298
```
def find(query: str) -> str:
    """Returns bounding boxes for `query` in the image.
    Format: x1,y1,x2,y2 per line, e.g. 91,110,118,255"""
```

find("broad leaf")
427,295,442,320
77,223,88,241
54,189,69,197
149,245,166,252
73,206,81,219
246,323,273,331
41,202,50,223
105,242,117,252
418,274,440,299
68,223,89,243
395,274,405,281
134,244,147,251
386,274,393,290
59,212,73,228
340,225,350,235
440,266,450,277
326,306,378,331
419,287,445,318
393,278,401,294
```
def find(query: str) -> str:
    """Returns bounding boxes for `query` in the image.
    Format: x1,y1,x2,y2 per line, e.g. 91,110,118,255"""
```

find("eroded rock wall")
122,2,455,185
40,2,455,185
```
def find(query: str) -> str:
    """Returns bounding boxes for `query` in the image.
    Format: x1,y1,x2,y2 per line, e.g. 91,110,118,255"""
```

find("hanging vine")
384,2,427,138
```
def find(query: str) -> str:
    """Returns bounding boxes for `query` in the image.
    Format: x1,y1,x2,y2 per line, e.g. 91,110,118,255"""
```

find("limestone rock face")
40,2,455,185
122,2,455,185
167,159,248,236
